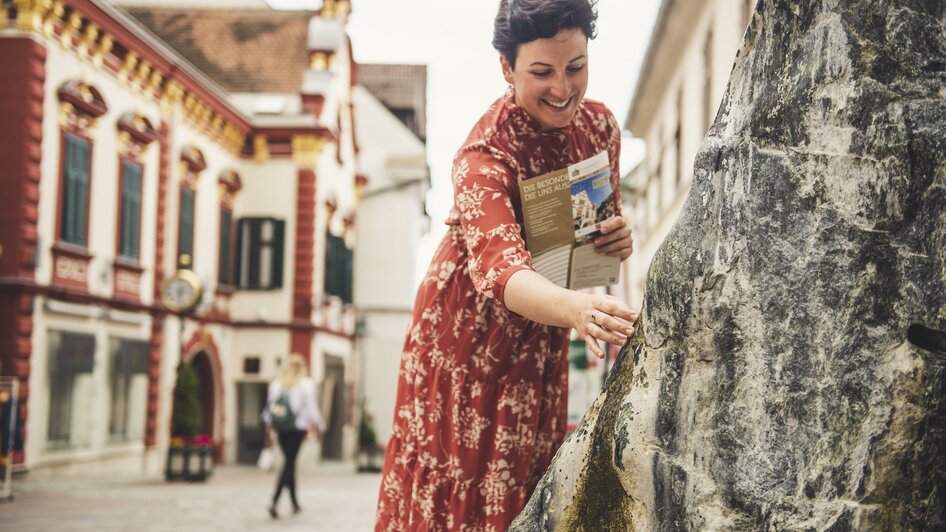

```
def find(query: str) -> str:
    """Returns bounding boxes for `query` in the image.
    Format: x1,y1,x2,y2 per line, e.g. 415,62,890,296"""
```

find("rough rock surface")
511,1,946,530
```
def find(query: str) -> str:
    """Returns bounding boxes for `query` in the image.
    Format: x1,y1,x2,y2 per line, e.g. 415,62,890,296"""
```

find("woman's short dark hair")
492,0,598,67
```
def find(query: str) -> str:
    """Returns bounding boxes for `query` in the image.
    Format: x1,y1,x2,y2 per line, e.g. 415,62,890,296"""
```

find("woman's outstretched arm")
504,269,638,358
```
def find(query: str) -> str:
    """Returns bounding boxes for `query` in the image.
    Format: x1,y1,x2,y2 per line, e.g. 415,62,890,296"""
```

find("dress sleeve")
452,148,534,309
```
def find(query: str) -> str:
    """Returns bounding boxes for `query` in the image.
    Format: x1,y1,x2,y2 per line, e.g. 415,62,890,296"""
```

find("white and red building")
0,0,426,475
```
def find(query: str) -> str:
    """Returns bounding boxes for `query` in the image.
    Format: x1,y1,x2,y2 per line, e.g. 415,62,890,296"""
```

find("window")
60,133,92,246
178,187,195,262
218,208,234,286
108,339,149,441
703,29,714,134
47,331,95,448
324,232,353,304
237,217,285,289
674,127,682,186
118,160,143,260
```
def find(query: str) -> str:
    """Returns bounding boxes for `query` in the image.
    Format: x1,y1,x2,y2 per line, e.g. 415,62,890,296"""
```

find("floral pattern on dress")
376,88,621,532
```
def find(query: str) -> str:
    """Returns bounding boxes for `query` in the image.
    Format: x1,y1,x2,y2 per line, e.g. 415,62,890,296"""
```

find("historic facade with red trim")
0,0,405,474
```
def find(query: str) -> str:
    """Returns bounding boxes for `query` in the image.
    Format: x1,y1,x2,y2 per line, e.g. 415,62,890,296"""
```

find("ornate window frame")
113,113,159,301
176,145,206,268
51,80,107,290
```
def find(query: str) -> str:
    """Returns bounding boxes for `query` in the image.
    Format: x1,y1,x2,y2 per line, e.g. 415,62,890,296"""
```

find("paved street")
2,463,382,531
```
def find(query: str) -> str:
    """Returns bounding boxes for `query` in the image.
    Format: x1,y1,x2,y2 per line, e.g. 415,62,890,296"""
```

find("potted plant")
165,362,213,481
356,398,382,472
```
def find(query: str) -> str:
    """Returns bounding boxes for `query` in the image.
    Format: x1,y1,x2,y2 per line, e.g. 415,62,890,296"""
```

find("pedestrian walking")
263,353,325,519
375,1,638,530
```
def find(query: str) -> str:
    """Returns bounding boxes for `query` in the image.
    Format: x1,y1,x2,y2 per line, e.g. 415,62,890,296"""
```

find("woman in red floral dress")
376,1,637,530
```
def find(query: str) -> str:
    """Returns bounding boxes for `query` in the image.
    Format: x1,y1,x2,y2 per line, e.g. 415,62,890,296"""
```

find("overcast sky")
346,0,661,274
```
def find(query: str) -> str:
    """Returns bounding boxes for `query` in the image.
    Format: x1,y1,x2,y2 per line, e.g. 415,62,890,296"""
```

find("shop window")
47,331,96,448
236,217,285,289
108,339,149,442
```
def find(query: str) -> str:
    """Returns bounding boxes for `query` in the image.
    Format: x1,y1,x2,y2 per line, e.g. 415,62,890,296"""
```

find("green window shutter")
120,161,142,260
61,134,91,246
270,219,285,289
323,231,334,296
235,218,247,288
344,244,353,304
218,209,232,285
179,188,194,261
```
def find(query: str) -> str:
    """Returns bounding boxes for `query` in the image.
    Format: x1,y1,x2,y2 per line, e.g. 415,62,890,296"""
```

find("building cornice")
626,0,711,136
0,276,355,340
5,0,252,154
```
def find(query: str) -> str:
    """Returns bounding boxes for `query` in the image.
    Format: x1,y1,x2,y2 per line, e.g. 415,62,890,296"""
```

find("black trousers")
272,429,306,507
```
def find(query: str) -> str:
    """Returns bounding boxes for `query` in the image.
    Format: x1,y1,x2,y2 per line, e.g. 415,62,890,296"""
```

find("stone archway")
181,329,225,461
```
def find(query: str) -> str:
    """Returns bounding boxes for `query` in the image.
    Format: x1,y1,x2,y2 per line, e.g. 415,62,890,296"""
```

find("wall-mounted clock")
160,269,203,314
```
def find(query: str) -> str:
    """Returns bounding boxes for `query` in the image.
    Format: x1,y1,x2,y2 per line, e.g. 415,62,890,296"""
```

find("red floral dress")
375,89,621,532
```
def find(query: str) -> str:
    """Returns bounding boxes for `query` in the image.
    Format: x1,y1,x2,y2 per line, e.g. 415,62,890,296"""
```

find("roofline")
625,0,673,133
80,0,253,130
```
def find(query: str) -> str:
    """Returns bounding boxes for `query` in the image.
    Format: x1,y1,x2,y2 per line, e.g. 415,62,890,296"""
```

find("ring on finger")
591,311,598,325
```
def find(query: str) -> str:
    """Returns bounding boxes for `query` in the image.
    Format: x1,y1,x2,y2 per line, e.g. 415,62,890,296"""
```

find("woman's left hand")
594,216,633,261
573,293,639,359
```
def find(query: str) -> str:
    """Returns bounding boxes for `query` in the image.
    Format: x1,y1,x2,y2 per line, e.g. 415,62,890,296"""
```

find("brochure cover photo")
519,151,620,290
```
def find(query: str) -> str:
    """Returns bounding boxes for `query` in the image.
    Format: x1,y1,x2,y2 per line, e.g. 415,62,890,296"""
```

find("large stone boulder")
511,1,945,530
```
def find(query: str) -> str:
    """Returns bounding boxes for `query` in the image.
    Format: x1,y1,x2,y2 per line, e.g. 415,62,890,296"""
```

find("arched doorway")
191,351,217,440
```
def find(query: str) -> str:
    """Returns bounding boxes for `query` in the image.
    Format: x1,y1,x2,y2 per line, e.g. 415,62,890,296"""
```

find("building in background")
0,0,423,476
618,0,757,309
358,64,427,142
352,64,429,450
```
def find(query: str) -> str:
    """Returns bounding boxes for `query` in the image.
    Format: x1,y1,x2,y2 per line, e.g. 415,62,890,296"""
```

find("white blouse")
264,378,326,433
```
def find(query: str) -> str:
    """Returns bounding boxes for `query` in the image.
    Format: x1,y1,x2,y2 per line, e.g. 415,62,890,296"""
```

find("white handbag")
257,447,274,471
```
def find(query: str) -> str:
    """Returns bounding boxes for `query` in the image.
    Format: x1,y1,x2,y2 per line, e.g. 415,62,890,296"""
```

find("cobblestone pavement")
2,463,382,531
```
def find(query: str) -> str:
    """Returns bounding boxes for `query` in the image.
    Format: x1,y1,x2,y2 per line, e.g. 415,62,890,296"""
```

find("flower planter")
165,445,214,482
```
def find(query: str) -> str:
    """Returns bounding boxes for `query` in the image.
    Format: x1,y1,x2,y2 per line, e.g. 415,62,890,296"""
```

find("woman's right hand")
573,292,639,359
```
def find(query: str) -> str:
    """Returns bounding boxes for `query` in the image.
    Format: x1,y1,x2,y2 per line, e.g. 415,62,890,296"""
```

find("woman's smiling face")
501,27,589,131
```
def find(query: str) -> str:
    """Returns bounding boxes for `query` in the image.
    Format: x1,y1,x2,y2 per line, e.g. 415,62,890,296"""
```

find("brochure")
519,150,620,290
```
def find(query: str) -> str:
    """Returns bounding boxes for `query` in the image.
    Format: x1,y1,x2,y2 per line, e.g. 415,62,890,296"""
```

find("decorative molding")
291,135,327,167
13,0,48,32
217,170,242,208
180,145,207,174
112,259,143,302
42,2,65,38
309,51,332,71
117,112,159,159
57,79,107,122
59,11,81,49
9,0,250,156
92,33,113,69
50,242,92,290
76,21,98,59
253,134,268,163
354,174,368,202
